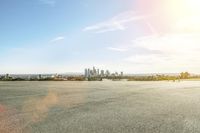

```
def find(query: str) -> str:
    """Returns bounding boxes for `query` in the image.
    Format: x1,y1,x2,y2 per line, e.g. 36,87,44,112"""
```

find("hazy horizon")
0,72,197,76
1,0,200,73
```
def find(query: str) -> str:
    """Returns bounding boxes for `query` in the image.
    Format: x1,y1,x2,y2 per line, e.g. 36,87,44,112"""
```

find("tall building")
85,69,88,78
5,74,10,80
97,69,100,76
115,72,119,76
90,69,93,77
88,69,90,77
106,70,110,77
93,66,97,76
101,70,104,77
121,72,123,77
38,74,42,80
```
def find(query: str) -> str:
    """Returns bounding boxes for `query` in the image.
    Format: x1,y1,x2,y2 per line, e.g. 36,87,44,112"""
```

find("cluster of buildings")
0,67,124,81
0,73,65,81
0,74,12,80
84,66,123,78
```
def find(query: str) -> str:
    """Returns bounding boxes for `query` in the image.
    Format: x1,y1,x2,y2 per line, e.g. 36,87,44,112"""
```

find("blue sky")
1,0,200,74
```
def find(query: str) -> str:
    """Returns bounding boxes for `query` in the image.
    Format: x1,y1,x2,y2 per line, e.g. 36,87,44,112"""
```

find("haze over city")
1,0,200,74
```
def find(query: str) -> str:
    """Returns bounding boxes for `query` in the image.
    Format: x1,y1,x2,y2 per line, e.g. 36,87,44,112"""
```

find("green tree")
180,72,190,79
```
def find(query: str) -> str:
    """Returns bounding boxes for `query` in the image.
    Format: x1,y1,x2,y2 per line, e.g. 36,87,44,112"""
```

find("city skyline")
1,0,200,74
84,66,123,78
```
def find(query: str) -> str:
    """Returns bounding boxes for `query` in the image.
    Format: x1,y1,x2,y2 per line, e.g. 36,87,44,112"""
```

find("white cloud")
106,47,128,52
124,33,200,73
39,0,55,6
125,54,166,64
83,11,147,33
50,36,65,42
134,33,200,55
175,16,200,32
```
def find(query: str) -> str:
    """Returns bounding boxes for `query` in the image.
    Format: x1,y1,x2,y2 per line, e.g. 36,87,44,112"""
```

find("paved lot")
1,81,200,133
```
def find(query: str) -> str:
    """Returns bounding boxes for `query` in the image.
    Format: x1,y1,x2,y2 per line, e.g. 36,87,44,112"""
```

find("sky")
1,0,200,74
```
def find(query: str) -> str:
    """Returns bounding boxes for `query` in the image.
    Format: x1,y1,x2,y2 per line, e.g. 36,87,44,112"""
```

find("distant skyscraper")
38,74,42,79
106,70,110,76
93,66,97,76
90,69,93,77
97,69,99,76
121,72,123,77
88,69,91,77
5,74,9,79
85,69,88,78
115,72,118,76
101,70,104,77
